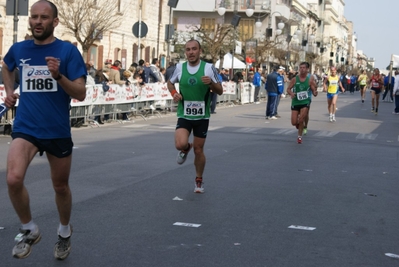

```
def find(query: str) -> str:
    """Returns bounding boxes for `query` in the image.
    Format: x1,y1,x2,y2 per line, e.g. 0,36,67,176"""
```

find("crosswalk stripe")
123,124,147,128
356,133,378,140
235,127,258,133
314,131,339,137
209,126,223,131
272,129,297,135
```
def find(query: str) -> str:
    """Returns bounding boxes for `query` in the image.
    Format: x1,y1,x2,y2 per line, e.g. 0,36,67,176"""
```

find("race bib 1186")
22,66,58,92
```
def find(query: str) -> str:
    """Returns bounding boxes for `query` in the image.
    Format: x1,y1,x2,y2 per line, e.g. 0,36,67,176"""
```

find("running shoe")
371,107,374,112
329,115,333,122
332,115,336,122
194,177,204,193
375,108,378,115
54,227,73,260
12,229,42,259
362,100,364,103
303,128,307,135
297,137,302,144
269,116,277,120
176,143,192,165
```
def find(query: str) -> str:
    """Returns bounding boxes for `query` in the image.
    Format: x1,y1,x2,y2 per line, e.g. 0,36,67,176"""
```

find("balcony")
216,0,270,15
323,16,331,25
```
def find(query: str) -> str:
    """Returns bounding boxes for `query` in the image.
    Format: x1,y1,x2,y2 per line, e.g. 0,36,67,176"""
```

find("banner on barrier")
240,82,254,104
0,85,20,105
222,82,237,95
0,85,5,102
1,81,234,107
71,83,174,107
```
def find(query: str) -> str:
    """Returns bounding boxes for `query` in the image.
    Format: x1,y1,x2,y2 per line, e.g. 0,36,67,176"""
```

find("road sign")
132,21,148,38
6,0,29,16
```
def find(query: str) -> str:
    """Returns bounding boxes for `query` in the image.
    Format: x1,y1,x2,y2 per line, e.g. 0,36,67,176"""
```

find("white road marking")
288,225,316,231
173,222,201,228
159,126,176,129
235,127,258,133
272,129,297,135
314,131,339,137
208,126,223,131
356,133,378,140
123,124,147,128
385,253,399,259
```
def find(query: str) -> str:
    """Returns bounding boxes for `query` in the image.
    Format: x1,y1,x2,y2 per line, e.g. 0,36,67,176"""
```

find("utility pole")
231,0,240,79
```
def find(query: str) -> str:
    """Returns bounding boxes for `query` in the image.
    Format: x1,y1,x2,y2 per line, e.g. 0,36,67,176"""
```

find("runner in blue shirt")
2,0,86,260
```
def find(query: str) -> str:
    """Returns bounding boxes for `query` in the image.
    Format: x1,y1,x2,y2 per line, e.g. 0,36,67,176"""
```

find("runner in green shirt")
286,62,318,144
167,40,223,193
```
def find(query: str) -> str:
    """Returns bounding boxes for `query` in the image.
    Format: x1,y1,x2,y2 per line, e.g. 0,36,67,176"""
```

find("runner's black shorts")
371,88,382,94
11,132,74,158
176,118,209,139
291,103,310,111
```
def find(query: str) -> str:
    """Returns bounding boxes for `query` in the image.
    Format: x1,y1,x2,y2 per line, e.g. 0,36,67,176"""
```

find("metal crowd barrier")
1,82,261,132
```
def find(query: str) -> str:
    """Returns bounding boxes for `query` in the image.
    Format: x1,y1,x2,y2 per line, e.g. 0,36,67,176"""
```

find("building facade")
0,0,368,74
0,0,171,70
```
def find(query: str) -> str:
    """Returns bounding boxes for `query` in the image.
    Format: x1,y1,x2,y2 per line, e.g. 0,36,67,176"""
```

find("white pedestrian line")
314,131,339,137
288,225,316,231
208,126,223,131
356,133,378,140
173,222,201,228
172,196,183,201
385,253,399,259
159,125,176,129
272,129,297,135
235,127,258,133
123,124,147,128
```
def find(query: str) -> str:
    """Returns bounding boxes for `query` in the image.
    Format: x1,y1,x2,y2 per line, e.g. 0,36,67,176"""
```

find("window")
240,0,255,9
201,18,216,32
238,19,255,41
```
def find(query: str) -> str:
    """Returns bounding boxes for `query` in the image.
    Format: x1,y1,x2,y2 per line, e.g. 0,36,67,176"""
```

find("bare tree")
256,38,281,65
193,24,234,64
53,0,125,60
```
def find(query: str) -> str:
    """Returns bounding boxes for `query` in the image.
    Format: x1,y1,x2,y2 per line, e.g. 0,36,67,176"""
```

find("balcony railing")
216,0,271,12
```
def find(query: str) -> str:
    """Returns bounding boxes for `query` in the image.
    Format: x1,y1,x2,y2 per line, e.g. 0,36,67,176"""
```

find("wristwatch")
54,73,63,80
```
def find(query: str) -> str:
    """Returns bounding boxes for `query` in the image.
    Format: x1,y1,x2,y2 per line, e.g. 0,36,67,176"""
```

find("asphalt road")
0,91,398,267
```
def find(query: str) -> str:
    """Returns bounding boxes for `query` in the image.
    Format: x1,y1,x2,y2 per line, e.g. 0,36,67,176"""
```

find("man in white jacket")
392,70,399,114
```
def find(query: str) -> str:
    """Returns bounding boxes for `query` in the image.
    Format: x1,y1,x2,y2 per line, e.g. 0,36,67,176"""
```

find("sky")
344,0,397,69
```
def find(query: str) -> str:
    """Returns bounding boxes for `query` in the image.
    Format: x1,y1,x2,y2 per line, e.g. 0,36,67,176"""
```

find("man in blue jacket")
275,66,285,117
382,72,395,102
252,67,263,104
265,67,279,119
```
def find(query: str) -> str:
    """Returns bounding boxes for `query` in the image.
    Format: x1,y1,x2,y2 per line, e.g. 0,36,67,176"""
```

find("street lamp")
217,0,254,78
266,12,285,38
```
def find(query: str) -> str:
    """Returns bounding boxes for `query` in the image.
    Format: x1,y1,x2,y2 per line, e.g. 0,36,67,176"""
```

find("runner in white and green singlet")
286,62,318,144
167,39,223,193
